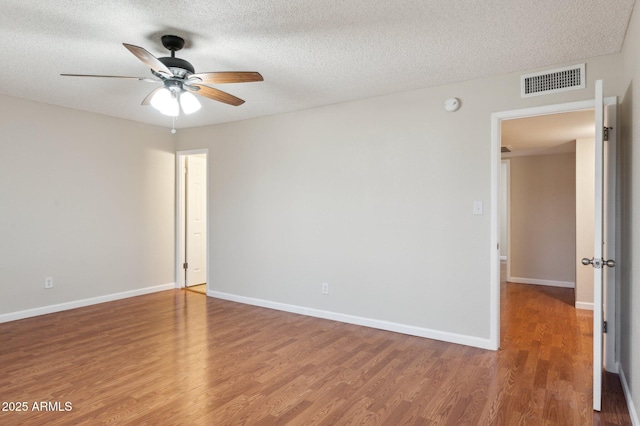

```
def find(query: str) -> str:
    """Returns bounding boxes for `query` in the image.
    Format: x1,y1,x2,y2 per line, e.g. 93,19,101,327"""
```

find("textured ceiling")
0,0,634,129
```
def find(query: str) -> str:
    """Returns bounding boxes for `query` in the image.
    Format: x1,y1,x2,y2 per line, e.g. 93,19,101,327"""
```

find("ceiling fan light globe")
180,91,201,114
150,88,179,117
150,87,170,110
161,100,180,117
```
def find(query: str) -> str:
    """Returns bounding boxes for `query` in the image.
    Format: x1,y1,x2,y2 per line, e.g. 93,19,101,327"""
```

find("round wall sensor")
444,98,460,112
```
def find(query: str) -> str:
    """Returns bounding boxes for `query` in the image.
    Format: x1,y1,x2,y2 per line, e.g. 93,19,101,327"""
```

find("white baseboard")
618,363,640,426
0,283,176,324
508,276,575,288
574,301,594,310
208,290,495,350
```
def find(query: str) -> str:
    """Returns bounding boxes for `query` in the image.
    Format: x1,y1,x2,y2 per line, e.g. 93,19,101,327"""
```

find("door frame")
500,159,510,268
176,149,210,292
490,97,617,370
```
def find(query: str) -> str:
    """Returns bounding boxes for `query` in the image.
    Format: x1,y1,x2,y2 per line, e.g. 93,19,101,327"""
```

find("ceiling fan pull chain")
171,116,176,134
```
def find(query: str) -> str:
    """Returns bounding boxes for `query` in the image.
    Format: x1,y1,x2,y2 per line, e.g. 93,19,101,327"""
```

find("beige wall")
509,153,576,286
177,54,619,345
0,17,634,412
0,37,631,363
0,96,176,316
619,2,640,420
575,138,595,308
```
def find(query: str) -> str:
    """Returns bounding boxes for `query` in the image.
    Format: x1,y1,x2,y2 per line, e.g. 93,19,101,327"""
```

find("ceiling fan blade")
188,85,245,106
122,43,173,77
141,87,164,106
61,73,156,82
188,72,263,84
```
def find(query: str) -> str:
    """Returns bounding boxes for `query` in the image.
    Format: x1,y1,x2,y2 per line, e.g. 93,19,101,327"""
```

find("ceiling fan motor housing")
158,57,195,77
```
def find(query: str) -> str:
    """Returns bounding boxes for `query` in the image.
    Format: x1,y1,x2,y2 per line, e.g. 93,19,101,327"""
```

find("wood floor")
186,283,207,294
0,276,631,425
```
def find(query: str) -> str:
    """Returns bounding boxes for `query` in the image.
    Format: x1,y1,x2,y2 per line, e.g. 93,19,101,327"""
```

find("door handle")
581,258,616,268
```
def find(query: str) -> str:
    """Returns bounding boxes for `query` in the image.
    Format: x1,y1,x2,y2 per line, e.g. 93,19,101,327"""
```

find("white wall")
177,54,620,347
575,138,595,309
619,3,640,422
0,95,176,317
509,153,577,286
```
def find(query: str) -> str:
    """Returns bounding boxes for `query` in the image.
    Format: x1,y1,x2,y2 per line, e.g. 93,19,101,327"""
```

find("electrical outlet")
44,277,54,289
322,282,329,295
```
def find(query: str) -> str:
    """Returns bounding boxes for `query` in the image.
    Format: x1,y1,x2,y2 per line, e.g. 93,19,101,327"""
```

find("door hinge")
183,262,188,269
604,126,612,141
603,321,608,333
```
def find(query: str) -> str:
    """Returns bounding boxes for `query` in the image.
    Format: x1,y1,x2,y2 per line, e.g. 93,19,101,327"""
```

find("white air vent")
501,146,512,153
521,64,585,98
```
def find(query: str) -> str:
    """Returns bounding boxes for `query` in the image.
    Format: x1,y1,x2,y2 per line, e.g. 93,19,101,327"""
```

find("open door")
592,79,605,412
176,149,209,291
581,80,616,411
185,154,207,287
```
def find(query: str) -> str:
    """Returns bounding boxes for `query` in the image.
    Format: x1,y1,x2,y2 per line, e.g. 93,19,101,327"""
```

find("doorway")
501,110,594,300
176,149,209,294
490,97,617,369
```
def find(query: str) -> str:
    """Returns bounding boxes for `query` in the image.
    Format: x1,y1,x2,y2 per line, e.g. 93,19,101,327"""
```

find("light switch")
473,201,483,215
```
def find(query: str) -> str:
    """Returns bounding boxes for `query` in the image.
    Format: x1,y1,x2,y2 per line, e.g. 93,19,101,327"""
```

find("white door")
586,80,617,411
186,155,207,287
602,100,617,374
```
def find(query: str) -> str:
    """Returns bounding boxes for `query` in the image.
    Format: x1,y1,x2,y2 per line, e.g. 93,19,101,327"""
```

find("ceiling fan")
61,35,263,116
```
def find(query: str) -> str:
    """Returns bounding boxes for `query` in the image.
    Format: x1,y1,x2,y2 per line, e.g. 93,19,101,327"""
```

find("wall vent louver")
501,146,512,153
521,64,585,98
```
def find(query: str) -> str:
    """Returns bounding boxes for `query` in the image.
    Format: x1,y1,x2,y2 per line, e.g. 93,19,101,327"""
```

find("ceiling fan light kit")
62,34,263,123
150,88,179,116
179,91,202,115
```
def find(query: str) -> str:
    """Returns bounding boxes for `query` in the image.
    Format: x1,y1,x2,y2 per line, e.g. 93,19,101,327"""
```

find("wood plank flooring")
0,274,631,425
186,283,207,294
